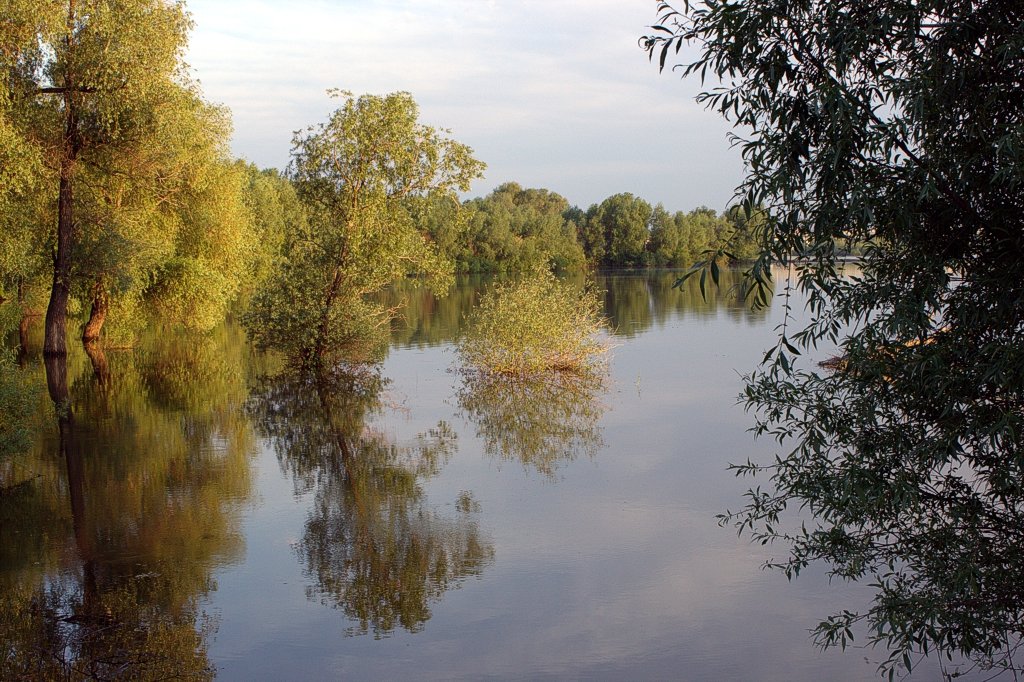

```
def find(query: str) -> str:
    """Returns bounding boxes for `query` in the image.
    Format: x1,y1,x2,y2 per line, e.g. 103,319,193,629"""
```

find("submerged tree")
646,0,1024,675
245,91,485,367
458,269,610,376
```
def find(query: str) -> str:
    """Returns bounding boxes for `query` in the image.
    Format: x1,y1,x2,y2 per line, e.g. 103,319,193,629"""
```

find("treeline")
422,182,761,273
3,150,757,352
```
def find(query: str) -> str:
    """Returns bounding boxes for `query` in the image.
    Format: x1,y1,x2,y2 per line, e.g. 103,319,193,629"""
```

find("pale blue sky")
185,0,742,212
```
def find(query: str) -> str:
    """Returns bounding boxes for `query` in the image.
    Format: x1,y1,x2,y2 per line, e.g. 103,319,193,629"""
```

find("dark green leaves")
646,0,1024,674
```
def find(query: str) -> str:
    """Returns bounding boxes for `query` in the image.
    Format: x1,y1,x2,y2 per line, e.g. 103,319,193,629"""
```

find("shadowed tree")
646,0,1024,674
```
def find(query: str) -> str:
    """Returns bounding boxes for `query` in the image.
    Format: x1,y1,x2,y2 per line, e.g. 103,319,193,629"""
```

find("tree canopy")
0,1,267,352
244,90,484,366
646,0,1024,675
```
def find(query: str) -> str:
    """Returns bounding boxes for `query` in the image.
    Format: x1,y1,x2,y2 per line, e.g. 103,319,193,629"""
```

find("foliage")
146,156,254,332
0,0,197,354
455,182,586,273
238,163,307,292
646,0,1024,675
585,193,653,267
458,269,609,376
244,90,484,366
0,1,259,349
414,182,758,273
0,352,37,463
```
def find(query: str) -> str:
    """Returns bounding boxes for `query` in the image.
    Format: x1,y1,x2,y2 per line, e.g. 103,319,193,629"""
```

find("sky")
184,0,743,213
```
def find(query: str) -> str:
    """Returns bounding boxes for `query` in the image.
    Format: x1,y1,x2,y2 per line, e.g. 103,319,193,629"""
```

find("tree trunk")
313,266,346,363
43,0,79,357
43,162,75,355
82,280,109,346
17,315,33,366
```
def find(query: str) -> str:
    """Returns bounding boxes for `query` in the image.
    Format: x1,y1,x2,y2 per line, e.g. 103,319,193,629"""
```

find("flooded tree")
244,91,485,367
1,1,194,355
458,269,610,376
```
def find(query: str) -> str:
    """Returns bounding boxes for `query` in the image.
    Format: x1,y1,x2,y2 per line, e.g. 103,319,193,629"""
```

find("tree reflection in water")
380,269,774,350
457,372,607,478
248,365,493,637
0,327,254,680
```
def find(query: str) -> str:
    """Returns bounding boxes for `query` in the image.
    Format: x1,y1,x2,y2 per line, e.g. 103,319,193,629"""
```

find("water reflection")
0,327,254,679
457,372,607,478
601,267,771,337
247,366,494,637
382,269,772,347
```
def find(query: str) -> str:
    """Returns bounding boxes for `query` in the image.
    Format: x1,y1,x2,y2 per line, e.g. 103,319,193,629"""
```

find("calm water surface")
3,271,962,680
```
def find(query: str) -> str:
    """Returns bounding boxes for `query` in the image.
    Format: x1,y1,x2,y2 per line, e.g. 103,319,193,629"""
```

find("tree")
586,193,652,266
460,183,586,273
457,268,609,376
238,163,307,293
1,1,194,356
646,0,1024,675
245,91,485,366
74,87,246,344
0,352,36,464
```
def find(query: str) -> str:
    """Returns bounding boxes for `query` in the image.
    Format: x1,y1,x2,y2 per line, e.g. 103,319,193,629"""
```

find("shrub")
458,269,609,376
0,352,37,464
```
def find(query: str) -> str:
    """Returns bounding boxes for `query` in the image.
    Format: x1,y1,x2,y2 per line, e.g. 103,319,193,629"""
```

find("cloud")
185,0,742,212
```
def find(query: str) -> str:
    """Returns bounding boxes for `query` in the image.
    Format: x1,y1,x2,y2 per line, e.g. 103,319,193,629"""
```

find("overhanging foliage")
645,0,1024,676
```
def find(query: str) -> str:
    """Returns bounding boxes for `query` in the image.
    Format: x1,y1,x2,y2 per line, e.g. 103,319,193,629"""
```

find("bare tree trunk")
43,163,75,356
81,280,108,346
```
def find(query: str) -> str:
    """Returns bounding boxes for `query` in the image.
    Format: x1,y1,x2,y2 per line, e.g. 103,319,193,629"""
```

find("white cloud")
185,0,742,211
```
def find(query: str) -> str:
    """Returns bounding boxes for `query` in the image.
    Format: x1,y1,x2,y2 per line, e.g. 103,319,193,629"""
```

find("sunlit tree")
245,91,484,366
1,1,195,355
